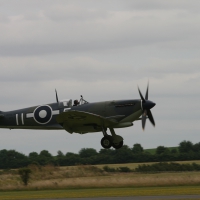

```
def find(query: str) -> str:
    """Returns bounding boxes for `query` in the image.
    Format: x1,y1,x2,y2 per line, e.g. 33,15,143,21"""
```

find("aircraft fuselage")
0,99,142,132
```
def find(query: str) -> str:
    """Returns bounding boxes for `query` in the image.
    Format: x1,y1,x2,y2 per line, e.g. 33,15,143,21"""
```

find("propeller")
138,82,156,130
55,89,59,103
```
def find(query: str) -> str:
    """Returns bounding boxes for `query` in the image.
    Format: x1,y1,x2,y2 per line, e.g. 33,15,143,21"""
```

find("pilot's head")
74,99,79,106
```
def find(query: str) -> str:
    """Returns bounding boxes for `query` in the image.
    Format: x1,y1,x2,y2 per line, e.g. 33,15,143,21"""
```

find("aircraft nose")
143,100,156,110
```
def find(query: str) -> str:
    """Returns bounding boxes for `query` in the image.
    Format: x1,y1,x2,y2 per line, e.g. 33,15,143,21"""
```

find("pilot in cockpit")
73,99,79,106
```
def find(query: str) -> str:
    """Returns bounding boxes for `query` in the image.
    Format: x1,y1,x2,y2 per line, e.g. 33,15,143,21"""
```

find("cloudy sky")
0,0,199,155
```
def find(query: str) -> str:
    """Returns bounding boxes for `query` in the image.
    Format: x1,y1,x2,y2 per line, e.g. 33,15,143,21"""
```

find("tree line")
1,140,200,169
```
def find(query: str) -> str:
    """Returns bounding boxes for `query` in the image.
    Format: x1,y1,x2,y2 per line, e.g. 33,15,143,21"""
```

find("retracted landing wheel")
112,141,124,149
101,136,112,149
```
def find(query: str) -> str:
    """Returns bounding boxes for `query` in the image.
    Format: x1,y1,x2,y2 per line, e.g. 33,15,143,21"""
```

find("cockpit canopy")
59,96,88,108
79,95,89,105
60,99,72,107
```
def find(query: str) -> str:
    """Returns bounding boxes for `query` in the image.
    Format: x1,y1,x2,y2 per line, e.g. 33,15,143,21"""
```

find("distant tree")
2,139,200,168
65,152,81,165
29,152,39,164
37,150,54,165
0,149,29,169
113,145,133,163
156,146,168,155
99,148,115,156
193,142,200,152
66,152,78,157
79,148,97,158
55,151,65,166
132,143,144,154
39,150,52,158
29,152,39,158
133,152,154,162
57,150,64,157
95,149,115,164
95,154,114,164
171,149,178,154
179,141,193,153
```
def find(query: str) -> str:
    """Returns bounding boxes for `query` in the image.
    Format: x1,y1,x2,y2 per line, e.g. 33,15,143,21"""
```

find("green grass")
0,186,200,200
144,148,157,154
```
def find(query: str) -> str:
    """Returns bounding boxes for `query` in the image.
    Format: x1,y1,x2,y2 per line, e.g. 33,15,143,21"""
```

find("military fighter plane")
0,84,156,149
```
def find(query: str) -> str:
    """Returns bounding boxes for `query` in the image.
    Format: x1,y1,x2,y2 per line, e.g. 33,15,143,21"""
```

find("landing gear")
100,127,124,149
112,141,123,149
101,136,112,149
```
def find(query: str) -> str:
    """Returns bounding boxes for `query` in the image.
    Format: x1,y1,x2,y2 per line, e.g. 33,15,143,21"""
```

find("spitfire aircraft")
0,84,156,149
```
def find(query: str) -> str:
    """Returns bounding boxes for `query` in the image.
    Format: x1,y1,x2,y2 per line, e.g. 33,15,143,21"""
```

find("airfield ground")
1,161,200,199
1,186,200,200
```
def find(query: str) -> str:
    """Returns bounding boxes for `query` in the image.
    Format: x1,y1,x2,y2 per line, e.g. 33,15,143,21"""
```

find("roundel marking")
33,105,52,124
39,110,47,118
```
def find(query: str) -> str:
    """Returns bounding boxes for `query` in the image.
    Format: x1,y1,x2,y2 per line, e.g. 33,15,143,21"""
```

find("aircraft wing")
56,110,117,133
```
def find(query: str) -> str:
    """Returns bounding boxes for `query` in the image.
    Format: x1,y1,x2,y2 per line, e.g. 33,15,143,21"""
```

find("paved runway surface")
36,195,200,200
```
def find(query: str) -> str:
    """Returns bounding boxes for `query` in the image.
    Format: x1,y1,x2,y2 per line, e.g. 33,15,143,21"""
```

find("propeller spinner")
138,83,156,130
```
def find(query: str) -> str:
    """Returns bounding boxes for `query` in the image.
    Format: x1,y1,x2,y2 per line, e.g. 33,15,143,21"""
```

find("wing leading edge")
56,110,118,134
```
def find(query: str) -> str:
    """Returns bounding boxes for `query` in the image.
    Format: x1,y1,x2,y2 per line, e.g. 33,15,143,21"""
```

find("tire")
101,136,112,149
112,141,123,149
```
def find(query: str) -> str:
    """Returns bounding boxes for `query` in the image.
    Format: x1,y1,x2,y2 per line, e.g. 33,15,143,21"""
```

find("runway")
37,195,200,200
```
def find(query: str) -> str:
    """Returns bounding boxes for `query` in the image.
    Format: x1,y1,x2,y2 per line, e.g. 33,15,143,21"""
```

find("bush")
134,162,200,173
18,168,32,186
118,167,131,172
103,166,116,172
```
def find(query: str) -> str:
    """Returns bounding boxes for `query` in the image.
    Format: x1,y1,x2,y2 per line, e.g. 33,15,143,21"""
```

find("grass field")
1,160,200,200
1,161,200,192
1,186,200,200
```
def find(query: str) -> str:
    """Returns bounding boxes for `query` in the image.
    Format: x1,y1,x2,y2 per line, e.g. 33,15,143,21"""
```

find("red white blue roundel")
33,105,53,124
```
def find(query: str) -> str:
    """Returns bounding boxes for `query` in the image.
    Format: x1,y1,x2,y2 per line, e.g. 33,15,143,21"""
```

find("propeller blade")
55,89,59,103
138,86,145,102
147,109,155,126
142,110,147,129
138,82,156,130
145,82,149,100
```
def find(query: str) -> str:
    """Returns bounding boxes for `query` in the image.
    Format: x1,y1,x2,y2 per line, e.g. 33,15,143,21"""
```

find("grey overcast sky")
0,0,199,155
